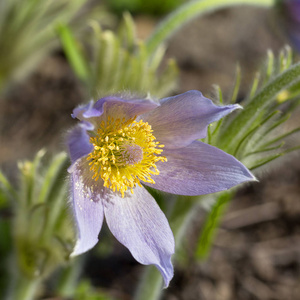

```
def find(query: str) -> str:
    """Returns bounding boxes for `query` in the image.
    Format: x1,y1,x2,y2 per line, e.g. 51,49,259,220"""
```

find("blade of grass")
57,24,90,84
195,191,233,260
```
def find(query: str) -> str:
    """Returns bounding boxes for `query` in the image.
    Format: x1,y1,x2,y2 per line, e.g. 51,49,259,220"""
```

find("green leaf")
279,45,293,72
249,144,300,168
259,127,300,149
231,64,241,103
233,110,280,158
249,153,282,170
0,0,88,93
263,50,274,84
57,23,90,83
249,72,260,98
262,113,291,136
218,61,300,155
285,144,300,154
38,152,68,204
74,280,113,300
118,12,136,51
78,14,179,98
0,169,17,202
214,84,223,104
96,30,120,94
17,149,45,207
152,58,178,97
195,191,233,260
245,142,285,156
149,45,166,72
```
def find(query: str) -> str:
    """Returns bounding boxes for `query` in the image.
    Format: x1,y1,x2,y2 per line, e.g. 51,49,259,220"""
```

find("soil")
1,6,300,300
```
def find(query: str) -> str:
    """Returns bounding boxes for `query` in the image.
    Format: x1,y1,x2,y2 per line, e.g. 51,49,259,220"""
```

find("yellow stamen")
87,116,167,197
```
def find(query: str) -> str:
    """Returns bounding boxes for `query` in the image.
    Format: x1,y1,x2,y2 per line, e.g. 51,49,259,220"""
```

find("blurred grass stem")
7,273,40,300
147,0,274,53
134,195,198,300
56,257,84,298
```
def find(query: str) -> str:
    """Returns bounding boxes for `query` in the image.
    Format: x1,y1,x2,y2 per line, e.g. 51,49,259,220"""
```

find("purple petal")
286,0,300,23
72,101,95,119
141,90,241,149
70,159,105,256
103,185,175,287
67,123,94,164
92,96,159,118
144,141,256,196
289,29,300,52
72,96,159,125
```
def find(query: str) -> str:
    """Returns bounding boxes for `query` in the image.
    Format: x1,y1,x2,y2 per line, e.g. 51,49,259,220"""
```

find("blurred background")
0,0,299,299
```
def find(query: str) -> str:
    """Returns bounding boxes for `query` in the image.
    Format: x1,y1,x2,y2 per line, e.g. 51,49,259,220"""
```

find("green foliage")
0,0,106,94
0,212,12,295
195,191,232,259
195,46,300,261
58,13,179,99
0,151,76,299
10,150,73,279
106,0,186,16
0,169,17,208
146,0,274,54
206,46,300,170
74,280,114,300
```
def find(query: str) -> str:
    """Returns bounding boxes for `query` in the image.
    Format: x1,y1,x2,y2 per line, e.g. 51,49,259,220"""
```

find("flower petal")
142,90,241,149
144,141,256,196
286,0,300,23
72,100,95,119
72,96,159,126
67,123,94,164
70,159,105,256
103,185,175,287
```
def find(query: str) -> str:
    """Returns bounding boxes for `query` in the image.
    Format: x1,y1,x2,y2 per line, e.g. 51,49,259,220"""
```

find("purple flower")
278,0,300,51
67,91,255,287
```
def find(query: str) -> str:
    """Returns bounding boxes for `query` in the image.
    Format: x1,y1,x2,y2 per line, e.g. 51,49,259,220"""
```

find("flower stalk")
146,0,274,53
134,194,197,300
6,269,41,300
134,266,164,300
56,257,84,298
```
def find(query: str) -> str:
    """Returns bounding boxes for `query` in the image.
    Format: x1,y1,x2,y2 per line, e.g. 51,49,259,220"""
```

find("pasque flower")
67,90,255,286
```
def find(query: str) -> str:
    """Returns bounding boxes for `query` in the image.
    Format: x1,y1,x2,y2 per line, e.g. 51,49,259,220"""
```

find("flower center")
87,116,167,197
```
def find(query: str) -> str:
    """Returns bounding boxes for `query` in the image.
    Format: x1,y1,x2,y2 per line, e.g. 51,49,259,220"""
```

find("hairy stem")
147,0,274,53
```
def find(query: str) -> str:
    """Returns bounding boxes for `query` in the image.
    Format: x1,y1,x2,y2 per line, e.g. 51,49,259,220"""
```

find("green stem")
134,195,197,300
195,191,233,259
57,24,90,84
134,266,164,300
56,257,84,297
146,0,274,53
7,274,40,300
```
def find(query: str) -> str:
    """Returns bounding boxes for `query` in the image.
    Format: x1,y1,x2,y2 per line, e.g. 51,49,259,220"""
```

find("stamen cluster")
87,116,167,197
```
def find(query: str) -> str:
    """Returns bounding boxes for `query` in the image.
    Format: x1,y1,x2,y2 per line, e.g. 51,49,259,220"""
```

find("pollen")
87,115,167,197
